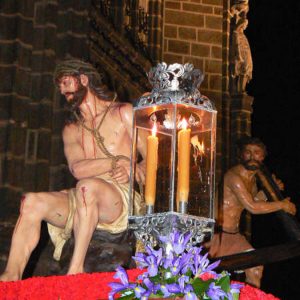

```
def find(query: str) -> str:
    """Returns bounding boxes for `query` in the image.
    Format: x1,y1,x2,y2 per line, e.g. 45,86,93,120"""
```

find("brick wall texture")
163,0,225,179
0,0,90,220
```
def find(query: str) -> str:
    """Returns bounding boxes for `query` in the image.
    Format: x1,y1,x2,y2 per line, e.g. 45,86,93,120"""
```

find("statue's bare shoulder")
115,102,133,125
62,123,80,144
224,166,245,191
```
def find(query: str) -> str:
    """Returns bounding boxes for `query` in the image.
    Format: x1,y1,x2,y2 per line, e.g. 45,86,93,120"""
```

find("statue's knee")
253,265,263,279
21,192,44,216
245,265,263,288
247,265,263,277
76,179,102,205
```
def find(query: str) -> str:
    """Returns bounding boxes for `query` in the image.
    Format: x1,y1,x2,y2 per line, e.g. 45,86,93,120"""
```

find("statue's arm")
62,125,113,180
227,172,288,214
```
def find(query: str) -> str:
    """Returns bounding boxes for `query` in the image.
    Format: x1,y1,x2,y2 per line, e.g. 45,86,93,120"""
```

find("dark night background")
247,0,300,205
246,1,300,298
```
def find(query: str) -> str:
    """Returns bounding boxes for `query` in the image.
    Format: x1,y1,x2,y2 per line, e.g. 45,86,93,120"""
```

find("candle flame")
152,123,157,137
181,118,188,130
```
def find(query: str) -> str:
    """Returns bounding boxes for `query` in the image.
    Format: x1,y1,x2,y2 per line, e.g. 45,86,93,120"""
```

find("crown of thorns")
54,59,102,83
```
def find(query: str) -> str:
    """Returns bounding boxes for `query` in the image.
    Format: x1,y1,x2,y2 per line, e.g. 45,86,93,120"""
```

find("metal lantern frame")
128,63,217,247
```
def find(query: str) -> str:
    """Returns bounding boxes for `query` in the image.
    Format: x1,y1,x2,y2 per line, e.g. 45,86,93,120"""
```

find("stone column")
228,0,253,165
229,94,253,163
147,0,163,62
228,0,254,239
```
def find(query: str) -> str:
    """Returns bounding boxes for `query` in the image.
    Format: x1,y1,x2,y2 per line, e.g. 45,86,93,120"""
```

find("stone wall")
0,0,91,220
162,0,226,179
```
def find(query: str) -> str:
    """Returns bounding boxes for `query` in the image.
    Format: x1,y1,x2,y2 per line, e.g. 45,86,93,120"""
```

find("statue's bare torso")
222,165,257,232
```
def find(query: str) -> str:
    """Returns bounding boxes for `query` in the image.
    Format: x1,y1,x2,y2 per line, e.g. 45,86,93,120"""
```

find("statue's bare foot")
0,271,20,282
67,266,84,275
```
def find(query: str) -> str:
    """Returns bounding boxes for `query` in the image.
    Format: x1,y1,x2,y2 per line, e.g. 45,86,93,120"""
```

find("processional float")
128,62,217,247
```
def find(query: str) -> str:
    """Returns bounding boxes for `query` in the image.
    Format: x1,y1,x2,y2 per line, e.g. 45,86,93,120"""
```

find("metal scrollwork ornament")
137,63,215,111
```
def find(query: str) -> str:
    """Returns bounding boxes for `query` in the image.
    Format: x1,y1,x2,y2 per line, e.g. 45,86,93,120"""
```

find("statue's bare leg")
245,265,263,288
67,178,123,274
0,191,69,282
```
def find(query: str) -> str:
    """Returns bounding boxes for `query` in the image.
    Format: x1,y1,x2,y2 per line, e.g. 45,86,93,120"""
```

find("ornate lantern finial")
137,62,215,111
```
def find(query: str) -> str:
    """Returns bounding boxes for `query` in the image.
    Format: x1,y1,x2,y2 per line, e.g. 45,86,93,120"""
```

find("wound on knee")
14,196,26,232
81,186,88,216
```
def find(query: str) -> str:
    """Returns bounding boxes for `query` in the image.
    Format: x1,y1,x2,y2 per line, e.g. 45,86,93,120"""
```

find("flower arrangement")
109,230,243,299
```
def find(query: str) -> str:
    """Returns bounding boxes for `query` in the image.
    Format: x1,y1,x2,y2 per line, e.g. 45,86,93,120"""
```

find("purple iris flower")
145,245,163,262
159,284,171,298
179,252,194,274
159,231,192,255
226,282,244,300
170,257,183,276
143,277,160,294
192,251,220,276
113,266,130,283
133,246,162,277
162,250,174,269
145,255,159,277
134,285,147,298
230,282,244,292
108,266,136,299
133,252,149,269
133,253,159,277
184,291,198,300
159,283,181,297
178,275,189,292
173,232,192,255
206,282,227,300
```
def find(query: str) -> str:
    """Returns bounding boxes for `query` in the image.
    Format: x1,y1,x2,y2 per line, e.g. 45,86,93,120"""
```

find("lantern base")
128,212,214,248
146,205,154,214
178,201,188,214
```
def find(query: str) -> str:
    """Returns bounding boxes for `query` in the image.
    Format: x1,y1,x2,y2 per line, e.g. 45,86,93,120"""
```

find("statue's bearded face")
58,75,88,108
241,144,265,170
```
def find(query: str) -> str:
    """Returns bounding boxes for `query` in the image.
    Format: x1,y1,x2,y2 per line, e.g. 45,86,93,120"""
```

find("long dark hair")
54,59,115,124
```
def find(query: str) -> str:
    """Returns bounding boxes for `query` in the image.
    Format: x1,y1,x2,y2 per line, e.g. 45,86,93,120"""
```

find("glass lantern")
128,63,217,247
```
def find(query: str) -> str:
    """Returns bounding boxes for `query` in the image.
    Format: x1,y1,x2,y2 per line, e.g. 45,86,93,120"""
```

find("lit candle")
145,123,159,213
177,118,191,212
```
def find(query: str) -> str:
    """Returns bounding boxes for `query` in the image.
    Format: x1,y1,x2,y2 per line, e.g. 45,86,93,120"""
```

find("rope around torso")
73,95,144,203
74,95,130,170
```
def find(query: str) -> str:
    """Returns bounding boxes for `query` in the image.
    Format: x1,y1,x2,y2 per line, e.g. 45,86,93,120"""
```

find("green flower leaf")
119,290,135,300
216,275,230,292
192,277,214,296
232,292,240,300
149,275,161,283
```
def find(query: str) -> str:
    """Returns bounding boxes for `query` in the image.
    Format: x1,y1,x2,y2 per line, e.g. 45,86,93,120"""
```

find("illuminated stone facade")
0,0,253,220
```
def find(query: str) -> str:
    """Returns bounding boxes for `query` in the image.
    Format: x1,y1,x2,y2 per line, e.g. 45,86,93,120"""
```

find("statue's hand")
114,160,145,184
282,198,296,215
111,165,129,184
272,174,284,191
